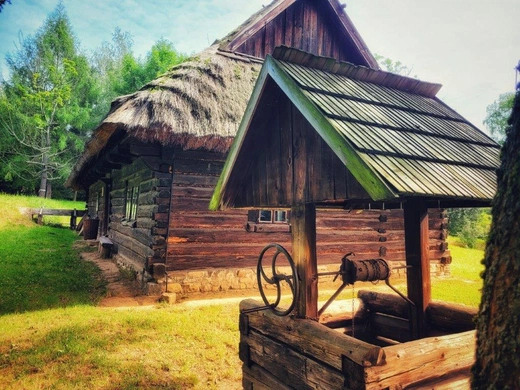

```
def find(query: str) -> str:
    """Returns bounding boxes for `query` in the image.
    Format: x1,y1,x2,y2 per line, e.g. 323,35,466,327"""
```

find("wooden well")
239,298,476,389
210,48,498,389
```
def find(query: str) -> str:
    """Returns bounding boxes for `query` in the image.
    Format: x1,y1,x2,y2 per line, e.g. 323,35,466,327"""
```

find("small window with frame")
124,183,140,222
257,209,288,223
246,209,290,233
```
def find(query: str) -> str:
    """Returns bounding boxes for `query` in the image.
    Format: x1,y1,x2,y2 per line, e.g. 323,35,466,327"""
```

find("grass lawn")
0,194,486,389
0,194,104,314
431,236,485,307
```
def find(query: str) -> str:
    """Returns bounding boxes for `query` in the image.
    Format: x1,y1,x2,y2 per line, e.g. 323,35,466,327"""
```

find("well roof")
211,47,500,209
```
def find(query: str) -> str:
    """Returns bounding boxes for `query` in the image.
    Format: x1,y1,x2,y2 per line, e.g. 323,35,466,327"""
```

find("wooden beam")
291,203,318,319
404,198,431,338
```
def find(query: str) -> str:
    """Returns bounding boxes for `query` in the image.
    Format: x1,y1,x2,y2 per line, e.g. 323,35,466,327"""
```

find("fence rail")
30,208,86,229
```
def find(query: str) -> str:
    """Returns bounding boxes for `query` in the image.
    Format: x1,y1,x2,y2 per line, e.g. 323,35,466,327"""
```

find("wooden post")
70,209,77,230
404,198,431,339
291,203,318,319
37,207,43,225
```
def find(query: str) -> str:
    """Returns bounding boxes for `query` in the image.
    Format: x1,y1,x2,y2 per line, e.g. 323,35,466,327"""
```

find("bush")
448,208,491,248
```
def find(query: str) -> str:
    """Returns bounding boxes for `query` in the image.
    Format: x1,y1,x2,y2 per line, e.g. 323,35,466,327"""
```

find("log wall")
166,149,451,276
106,144,173,273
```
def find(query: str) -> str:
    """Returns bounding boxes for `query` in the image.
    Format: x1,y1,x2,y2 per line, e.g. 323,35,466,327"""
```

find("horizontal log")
358,290,409,318
170,211,249,229
173,174,219,187
173,148,226,161
427,301,477,332
315,217,404,231
359,291,478,332
31,208,86,217
109,224,152,248
240,299,385,368
365,331,475,388
135,217,156,229
139,178,159,193
243,329,345,390
168,228,291,245
129,143,161,157
167,254,259,270
171,196,212,211
172,186,214,199
111,230,154,259
370,312,411,343
173,159,224,175
242,363,293,390
136,204,159,218
138,190,160,205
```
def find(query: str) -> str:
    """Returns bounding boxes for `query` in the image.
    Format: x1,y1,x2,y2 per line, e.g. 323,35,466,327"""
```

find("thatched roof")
67,0,380,190
66,46,261,189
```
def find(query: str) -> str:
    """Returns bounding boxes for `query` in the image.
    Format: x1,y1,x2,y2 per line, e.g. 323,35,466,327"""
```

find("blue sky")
1,0,518,133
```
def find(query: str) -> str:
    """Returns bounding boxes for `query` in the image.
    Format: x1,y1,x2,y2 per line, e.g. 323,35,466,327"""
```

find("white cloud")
0,0,517,131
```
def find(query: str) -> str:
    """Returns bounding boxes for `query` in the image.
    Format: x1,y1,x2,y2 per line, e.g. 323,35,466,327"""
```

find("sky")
0,0,518,134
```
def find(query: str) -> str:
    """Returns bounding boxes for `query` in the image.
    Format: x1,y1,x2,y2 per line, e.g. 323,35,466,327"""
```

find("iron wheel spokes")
256,243,299,316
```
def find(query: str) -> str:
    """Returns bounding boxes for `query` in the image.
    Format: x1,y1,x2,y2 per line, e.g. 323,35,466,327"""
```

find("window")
246,209,290,233
258,210,288,223
125,183,139,221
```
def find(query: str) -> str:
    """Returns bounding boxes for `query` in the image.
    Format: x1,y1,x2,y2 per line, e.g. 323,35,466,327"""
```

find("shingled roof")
211,47,500,209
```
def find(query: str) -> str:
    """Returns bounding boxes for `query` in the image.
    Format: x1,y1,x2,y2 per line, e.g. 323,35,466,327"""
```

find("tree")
0,3,98,197
472,91,520,389
0,0,11,12
90,32,187,124
374,54,417,78
483,92,515,144
448,208,490,248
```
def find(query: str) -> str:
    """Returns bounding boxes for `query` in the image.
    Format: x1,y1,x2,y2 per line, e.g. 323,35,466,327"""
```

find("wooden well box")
239,292,476,390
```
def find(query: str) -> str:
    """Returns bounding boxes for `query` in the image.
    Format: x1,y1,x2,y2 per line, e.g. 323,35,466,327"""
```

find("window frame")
124,182,140,222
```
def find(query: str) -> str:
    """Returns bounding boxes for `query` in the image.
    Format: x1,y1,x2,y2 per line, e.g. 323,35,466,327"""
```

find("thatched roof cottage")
67,0,453,293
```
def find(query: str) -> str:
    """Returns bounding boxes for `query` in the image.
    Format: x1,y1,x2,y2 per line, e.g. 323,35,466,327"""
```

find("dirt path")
76,241,158,307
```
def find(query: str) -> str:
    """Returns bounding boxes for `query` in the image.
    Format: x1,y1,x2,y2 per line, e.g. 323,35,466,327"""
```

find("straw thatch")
67,46,262,188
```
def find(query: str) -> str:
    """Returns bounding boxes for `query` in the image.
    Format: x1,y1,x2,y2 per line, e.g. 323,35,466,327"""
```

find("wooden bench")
98,236,114,259
31,208,86,229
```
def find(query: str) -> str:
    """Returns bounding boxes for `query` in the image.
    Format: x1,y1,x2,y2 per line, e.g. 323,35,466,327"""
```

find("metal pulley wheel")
256,243,299,316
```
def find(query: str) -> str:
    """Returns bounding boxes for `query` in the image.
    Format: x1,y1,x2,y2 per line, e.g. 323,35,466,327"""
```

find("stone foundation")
159,261,450,295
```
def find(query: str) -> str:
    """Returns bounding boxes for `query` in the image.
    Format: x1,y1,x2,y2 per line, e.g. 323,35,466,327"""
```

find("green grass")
0,304,242,390
430,236,485,307
0,226,105,314
0,194,104,314
0,193,85,229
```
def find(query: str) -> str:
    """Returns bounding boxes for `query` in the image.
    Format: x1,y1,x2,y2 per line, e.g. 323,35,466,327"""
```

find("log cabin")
67,0,455,293
210,47,499,389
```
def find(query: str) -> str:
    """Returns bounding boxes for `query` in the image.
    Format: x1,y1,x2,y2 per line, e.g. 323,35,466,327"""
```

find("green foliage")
374,53,418,78
483,91,515,144
91,33,187,117
0,5,187,196
0,3,99,196
448,208,490,248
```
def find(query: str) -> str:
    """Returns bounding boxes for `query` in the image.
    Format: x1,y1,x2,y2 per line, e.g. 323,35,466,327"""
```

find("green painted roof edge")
267,56,397,201
210,55,397,210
